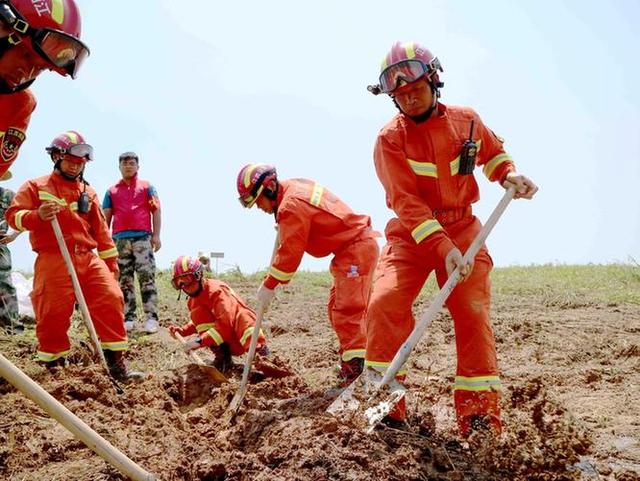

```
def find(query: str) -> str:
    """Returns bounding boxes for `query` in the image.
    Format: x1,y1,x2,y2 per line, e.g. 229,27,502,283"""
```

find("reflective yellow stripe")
196,323,215,333
181,256,190,272
364,359,408,377
342,349,365,362
269,265,295,282
403,42,415,59
450,157,460,176
69,202,78,211
239,326,265,346
454,375,502,392
243,164,259,188
14,209,29,231
37,349,70,362
38,190,67,206
51,0,65,24
407,158,437,177
310,183,324,206
411,218,442,243
98,247,118,259
101,341,128,351
483,153,512,179
206,328,224,346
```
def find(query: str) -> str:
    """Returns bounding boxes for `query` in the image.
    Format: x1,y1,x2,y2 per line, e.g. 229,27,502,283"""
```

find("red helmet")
45,130,93,161
236,163,277,208
0,0,89,78
172,256,204,289
370,41,443,95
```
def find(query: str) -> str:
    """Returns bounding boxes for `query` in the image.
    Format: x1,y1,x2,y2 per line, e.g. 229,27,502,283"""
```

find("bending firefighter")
365,42,538,435
0,0,89,180
168,255,289,378
237,164,379,386
5,131,142,380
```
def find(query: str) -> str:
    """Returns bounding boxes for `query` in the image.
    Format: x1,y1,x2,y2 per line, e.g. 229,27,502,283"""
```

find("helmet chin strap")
393,78,441,124
54,158,84,181
185,281,203,298
0,32,37,93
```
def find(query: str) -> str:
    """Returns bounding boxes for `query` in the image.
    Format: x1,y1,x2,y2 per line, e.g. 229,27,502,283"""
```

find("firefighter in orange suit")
365,42,538,435
236,164,380,386
168,255,269,372
6,131,141,380
0,0,89,181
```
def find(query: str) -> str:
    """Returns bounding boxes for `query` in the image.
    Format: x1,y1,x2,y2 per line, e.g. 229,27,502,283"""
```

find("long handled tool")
51,217,121,392
227,228,280,416
172,331,228,383
227,303,266,415
328,188,516,429
0,353,156,481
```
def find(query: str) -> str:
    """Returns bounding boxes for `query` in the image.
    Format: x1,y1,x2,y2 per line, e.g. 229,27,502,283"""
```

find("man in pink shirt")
103,152,161,334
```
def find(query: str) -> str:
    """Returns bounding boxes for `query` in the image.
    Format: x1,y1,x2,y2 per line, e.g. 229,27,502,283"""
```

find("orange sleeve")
263,198,312,289
374,133,455,260
475,115,515,184
87,187,119,273
5,180,43,232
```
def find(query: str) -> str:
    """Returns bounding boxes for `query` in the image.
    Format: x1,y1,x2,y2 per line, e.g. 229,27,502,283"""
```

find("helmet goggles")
379,58,441,94
172,273,198,290
46,143,93,161
31,29,89,78
0,2,89,78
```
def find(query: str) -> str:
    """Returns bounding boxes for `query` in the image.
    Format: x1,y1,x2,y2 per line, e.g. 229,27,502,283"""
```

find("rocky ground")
0,268,639,480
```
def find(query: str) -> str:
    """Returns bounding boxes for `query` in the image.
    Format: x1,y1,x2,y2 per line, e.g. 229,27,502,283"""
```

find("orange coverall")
366,103,515,436
0,89,36,179
6,172,127,362
263,179,379,363
177,278,265,355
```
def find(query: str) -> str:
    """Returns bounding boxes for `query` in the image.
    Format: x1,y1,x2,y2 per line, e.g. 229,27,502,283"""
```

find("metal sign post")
210,252,225,275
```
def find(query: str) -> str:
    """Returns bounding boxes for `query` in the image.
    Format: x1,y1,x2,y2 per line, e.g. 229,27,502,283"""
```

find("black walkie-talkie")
459,120,477,175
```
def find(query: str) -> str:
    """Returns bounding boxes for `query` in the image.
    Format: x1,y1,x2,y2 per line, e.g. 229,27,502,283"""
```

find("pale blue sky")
5,0,640,274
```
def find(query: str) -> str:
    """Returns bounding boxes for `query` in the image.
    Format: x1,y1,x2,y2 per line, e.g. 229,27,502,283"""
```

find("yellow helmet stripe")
51,0,65,24
243,164,258,188
180,256,191,273
403,42,416,60
65,131,79,144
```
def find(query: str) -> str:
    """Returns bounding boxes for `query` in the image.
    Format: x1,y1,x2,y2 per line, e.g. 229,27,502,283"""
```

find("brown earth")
0,274,639,481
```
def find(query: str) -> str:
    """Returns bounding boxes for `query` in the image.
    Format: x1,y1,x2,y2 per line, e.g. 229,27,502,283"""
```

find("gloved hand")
168,325,184,338
183,337,202,352
256,284,276,311
445,247,473,281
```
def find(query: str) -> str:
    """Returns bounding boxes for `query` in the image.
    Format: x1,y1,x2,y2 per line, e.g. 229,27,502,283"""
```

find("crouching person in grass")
168,255,291,378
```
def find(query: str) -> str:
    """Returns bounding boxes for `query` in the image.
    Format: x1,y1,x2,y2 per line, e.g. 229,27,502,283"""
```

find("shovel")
327,187,516,431
226,228,281,416
172,331,228,383
227,303,266,416
51,217,123,394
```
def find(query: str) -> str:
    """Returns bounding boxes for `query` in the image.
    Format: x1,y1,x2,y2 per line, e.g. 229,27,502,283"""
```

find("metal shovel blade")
325,372,366,415
364,380,406,433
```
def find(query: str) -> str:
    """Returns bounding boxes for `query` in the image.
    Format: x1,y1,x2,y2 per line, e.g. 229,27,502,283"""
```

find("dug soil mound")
1,271,639,480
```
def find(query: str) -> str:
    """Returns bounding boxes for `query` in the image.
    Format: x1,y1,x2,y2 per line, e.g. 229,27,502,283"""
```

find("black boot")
210,343,232,372
43,357,66,371
338,358,364,387
103,350,145,381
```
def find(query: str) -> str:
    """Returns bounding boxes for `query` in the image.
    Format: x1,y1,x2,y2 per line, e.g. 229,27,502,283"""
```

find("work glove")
168,325,184,337
256,284,276,311
183,336,202,352
445,247,473,282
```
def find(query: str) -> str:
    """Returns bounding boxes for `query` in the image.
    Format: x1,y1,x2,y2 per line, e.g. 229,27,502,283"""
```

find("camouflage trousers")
115,236,158,322
0,244,20,329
